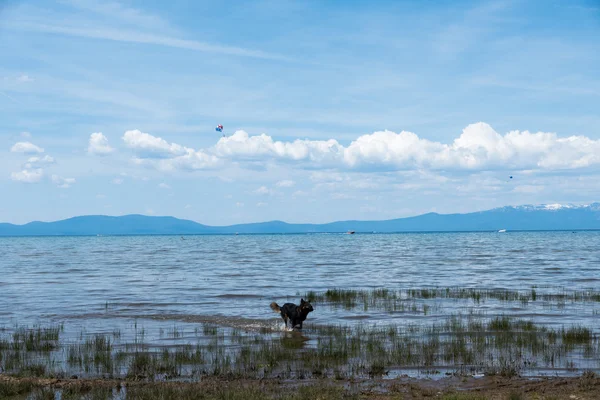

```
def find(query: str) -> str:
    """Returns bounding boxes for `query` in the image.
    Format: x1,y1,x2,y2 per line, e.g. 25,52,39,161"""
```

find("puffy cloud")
111,178,124,185
11,169,44,183
133,151,220,171
51,175,76,188
124,130,219,171
256,202,268,207
158,183,170,189
122,124,600,174
212,124,600,172
213,131,344,166
88,132,114,155
123,130,187,158
11,141,44,154
276,180,295,187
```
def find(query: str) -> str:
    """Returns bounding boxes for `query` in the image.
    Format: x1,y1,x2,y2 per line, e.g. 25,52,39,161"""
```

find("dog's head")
299,298,314,314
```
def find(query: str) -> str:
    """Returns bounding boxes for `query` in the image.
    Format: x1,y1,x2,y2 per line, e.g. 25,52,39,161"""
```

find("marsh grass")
0,316,598,382
304,287,600,312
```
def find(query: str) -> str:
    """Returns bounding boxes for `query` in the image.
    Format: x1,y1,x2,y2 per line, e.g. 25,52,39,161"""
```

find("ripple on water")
1,232,600,330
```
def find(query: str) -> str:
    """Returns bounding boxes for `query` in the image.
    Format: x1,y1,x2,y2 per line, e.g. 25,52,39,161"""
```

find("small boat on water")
498,229,507,233
346,230,355,234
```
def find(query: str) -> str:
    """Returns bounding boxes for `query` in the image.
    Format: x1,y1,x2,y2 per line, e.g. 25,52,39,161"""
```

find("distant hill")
1,203,600,236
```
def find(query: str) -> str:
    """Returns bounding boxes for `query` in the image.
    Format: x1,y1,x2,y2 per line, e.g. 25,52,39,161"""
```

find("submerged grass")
2,314,597,382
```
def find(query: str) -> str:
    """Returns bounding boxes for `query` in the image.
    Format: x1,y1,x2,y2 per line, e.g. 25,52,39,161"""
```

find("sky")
1,0,599,225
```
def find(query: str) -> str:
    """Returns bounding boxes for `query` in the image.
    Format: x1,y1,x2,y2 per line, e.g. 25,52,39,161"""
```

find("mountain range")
1,203,600,236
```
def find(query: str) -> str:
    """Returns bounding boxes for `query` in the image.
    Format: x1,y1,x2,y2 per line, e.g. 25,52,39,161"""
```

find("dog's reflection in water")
279,330,310,350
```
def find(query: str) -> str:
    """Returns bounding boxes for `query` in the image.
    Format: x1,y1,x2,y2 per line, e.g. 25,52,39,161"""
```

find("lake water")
1,232,599,333
1,231,600,379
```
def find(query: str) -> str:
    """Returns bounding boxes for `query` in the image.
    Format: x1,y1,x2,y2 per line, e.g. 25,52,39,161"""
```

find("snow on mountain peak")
495,203,600,212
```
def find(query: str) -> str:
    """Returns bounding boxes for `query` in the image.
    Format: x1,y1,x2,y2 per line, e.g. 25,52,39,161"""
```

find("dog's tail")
270,302,281,313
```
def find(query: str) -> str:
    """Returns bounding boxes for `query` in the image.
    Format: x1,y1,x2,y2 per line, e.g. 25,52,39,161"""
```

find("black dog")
270,298,314,330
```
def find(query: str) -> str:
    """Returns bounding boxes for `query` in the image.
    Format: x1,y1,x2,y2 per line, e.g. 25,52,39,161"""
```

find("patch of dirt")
1,373,600,399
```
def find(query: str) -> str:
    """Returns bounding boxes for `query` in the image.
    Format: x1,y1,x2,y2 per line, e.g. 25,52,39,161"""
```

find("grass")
0,368,598,399
0,316,598,382
1,283,599,387
303,287,600,312
0,378,33,397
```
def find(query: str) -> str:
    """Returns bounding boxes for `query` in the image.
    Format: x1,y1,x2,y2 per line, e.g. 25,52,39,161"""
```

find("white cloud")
20,131,31,138
96,194,106,199
111,178,124,185
19,20,288,61
10,169,44,183
123,129,187,158
158,183,170,189
123,130,219,171
253,186,272,195
513,185,545,194
214,130,344,166
235,202,244,207
310,171,345,182
276,180,295,187
331,193,354,200
212,124,600,172
256,202,268,207
16,74,33,83
51,174,76,188
184,204,192,209
292,190,309,198
11,141,44,154
24,155,55,168
122,124,600,175
88,132,114,155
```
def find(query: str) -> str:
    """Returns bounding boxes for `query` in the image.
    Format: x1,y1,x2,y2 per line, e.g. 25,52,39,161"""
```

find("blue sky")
1,0,599,225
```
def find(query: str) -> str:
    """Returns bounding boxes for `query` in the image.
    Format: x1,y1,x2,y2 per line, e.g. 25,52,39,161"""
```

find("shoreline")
2,373,600,399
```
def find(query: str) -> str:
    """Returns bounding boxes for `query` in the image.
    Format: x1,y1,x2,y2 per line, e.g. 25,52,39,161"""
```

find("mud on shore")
2,373,600,399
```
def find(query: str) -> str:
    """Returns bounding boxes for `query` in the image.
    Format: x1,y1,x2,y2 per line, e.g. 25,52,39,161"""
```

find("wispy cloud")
10,141,44,154
51,174,76,188
23,23,289,60
253,186,273,195
276,180,295,188
8,0,290,63
16,74,34,83
63,0,174,31
24,155,55,168
11,169,44,183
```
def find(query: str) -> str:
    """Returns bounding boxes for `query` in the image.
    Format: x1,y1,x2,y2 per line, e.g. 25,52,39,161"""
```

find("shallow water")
1,232,600,377
1,232,599,323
